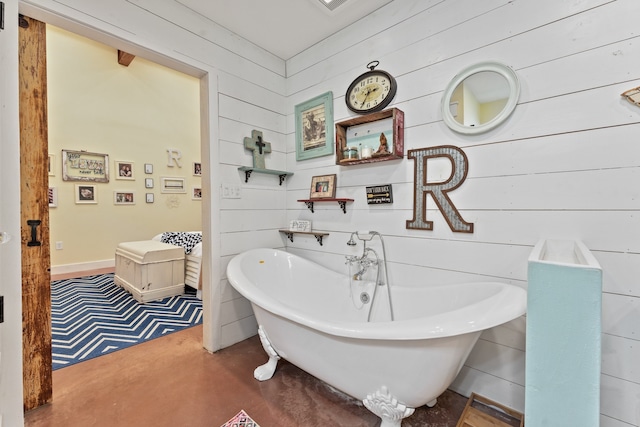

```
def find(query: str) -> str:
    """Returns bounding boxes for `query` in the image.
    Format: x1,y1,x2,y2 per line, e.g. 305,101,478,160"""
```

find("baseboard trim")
51,259,115,276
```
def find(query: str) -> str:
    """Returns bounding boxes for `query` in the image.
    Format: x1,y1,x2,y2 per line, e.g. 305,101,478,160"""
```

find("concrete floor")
24,324,470,426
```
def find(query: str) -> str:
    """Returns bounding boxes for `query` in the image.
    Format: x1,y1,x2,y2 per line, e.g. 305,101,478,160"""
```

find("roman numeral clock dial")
346,61,397,114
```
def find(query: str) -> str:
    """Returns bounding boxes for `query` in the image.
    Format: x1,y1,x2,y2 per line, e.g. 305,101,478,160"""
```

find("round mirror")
442,61,520,134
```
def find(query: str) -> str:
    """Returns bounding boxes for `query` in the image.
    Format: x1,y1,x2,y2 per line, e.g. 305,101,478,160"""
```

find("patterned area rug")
220,410,261,427
51,273,203,370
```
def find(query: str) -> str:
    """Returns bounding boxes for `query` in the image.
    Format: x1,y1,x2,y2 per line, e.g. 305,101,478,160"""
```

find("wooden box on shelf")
335,108,404,166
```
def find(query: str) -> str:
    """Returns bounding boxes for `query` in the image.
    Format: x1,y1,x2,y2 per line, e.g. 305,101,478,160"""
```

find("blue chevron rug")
51,273,203,370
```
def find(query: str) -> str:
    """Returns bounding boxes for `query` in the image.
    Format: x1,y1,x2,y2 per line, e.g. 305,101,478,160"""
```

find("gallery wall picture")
161,177,186,194
192,187,202,200
114,191,135,205
75,184,98,204
115,160,135,180
48,187,58,208
62,149,109,183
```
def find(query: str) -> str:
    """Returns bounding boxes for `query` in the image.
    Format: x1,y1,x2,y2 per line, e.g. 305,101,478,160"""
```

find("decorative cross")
243,130,272,169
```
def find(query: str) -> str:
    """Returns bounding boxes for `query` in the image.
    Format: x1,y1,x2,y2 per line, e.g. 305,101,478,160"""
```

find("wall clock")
345,61,397,114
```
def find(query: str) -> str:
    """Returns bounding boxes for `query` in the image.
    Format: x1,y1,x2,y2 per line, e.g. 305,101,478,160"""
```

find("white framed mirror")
441,61,520,135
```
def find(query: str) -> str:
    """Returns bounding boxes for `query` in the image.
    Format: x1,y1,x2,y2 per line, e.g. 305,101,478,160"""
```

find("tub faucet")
344,230,395,321
351,247,378,281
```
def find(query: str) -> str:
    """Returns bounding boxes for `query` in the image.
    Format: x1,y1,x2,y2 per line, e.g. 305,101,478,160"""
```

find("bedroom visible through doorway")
20,15,212,412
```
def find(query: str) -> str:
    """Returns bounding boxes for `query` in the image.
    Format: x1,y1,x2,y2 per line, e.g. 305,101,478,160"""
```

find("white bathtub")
226,248,526,426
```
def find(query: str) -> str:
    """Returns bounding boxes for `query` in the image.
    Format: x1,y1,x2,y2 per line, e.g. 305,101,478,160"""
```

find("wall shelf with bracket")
279,230,329,246
238,166,293,185
297,198,354,214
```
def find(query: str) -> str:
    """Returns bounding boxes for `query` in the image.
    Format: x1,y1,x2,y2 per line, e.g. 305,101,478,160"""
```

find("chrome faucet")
351,247,379,281
344,231,395,321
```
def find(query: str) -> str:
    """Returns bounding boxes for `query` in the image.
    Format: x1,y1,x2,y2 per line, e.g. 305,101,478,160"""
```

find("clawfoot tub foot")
363,386,415,427
254,325,281,381
426,398,437,408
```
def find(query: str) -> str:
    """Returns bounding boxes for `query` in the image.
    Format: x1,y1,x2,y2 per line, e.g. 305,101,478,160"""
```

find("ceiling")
176,0,394,60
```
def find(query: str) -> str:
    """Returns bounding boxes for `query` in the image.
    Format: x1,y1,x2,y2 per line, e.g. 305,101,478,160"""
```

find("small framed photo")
295,91,334,161
193,162,202,176
161,177,186,193
144,163,153,174
48,154,55,176
114,191,135,205
309,174,336,199
146,193,154,203
75,184,98,204
48,187,58,208
145,178,154,188
115,161,134,180
192,186,202,200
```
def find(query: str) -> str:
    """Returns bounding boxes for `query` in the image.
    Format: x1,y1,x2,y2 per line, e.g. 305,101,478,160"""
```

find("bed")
152,231,202,299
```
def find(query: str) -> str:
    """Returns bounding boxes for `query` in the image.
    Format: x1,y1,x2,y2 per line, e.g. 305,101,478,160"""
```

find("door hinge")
0,2,4,31
0,295,4,323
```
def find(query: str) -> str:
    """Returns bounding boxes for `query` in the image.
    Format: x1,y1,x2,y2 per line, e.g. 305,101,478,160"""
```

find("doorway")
19,12,220,412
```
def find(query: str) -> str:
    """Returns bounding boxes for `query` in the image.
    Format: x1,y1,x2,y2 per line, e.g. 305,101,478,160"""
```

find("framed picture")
145,193,154,203
161,177,186,193
144,163,153,174
309,174,336,199
193,162,202,176
114,191,135,205
115,161,134,180
192,186,202,200
295,91,334,161
75,184,98,204
48,154,55,176
48,187,58,208
62,149,109,182
145,178,154,188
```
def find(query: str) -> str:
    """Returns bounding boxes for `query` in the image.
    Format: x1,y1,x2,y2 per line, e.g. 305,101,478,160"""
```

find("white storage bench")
114,240,185,303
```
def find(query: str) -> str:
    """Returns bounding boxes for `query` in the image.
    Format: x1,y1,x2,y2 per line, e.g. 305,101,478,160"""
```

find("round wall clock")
345,61,397,114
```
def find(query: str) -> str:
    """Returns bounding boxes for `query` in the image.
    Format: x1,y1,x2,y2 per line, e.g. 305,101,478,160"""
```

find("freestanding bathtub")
226,248,526,426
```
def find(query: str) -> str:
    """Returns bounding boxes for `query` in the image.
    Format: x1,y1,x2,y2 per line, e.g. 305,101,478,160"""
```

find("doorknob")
0,231,11,244
27,220,41,246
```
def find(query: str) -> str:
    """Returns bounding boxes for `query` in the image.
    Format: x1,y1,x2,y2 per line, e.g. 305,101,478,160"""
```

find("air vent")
318,0,349,11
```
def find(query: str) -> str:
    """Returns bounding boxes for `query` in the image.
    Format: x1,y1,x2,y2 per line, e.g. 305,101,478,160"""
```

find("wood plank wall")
280,1,640,426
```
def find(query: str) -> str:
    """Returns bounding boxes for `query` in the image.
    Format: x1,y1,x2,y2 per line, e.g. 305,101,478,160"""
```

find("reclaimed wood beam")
118,50,135,66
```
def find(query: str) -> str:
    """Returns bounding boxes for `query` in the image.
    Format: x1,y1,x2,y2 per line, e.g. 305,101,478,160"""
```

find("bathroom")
1,1,638,426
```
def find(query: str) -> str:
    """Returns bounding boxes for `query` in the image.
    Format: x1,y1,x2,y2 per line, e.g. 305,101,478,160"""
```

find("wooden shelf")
279,230,329,246
335,108,404,166
238,166,293,185
297,198,354,214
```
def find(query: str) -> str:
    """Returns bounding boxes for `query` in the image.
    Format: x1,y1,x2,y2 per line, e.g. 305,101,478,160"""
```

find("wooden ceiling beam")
117,50,135,66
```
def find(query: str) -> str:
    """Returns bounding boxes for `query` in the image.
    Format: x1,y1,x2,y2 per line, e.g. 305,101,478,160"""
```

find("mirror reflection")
448,71,510,127
442,61,520,135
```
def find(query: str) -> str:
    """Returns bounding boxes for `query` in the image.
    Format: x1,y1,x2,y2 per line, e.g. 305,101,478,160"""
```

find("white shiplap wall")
283,0,640,426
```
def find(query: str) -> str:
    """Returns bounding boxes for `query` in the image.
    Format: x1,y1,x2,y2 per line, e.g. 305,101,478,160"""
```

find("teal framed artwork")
295,91,334,161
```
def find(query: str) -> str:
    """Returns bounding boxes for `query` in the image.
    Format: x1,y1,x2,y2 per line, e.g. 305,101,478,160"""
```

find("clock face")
346,70,397,114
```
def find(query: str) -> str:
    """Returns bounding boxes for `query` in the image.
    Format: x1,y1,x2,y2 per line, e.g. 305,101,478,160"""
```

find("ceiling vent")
318,0,350,11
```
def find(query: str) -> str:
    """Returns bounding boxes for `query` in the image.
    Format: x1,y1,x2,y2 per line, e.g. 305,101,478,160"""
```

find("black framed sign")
366,184,393,204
